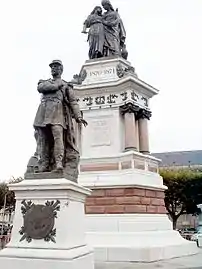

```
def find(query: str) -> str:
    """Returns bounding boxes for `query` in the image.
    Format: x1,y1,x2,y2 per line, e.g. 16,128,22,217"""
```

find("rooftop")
152,150,202,167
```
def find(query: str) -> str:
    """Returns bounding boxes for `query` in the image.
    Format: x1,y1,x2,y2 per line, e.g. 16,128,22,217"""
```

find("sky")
0,0,202,180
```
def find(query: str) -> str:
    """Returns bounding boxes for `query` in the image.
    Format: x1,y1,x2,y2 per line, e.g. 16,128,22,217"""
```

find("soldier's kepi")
33,60,87,173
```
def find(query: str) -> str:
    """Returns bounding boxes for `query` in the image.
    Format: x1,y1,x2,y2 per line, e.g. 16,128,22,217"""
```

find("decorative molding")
120,92,128,101
116,63,137,78
120,102,140,115
95,96,105,105
137,109,152,120
107,94,118,104
19,200,60,243
83,96,93,106
79,89,149,110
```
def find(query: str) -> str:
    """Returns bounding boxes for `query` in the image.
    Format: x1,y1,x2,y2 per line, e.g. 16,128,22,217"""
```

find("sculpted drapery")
82,0,127,59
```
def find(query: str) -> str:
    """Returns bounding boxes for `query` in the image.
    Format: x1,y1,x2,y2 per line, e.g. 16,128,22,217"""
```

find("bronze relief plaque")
19,200,60,243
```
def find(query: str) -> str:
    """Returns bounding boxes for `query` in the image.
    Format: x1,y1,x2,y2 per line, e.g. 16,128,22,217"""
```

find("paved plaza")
96,248,202,269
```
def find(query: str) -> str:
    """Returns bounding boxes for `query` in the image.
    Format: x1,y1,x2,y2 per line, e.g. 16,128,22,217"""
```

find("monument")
0,60,94,269
75,0,197,263
0,0,198,267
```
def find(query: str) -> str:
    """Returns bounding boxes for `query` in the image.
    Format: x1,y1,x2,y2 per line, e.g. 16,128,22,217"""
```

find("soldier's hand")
76,118,88,127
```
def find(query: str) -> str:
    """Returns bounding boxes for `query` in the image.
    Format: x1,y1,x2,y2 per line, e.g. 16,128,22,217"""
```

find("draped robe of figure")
84,12,105,59
102,8,126,56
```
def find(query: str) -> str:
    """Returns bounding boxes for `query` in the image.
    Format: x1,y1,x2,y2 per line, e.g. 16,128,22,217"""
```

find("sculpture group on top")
82,0,128,60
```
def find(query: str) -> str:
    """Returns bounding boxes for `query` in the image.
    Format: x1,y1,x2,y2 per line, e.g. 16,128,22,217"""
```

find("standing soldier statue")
26,60,87,181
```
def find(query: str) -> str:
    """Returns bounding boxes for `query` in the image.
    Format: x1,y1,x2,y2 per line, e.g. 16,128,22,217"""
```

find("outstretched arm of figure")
81,17,91,33
37,80,59,94
82,23,88,34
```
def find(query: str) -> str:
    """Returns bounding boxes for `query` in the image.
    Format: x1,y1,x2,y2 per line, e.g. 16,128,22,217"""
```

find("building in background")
153,150,202,168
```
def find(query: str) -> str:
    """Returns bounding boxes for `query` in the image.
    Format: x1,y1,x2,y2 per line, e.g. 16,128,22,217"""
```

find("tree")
160,169,202,229
0,177,23,211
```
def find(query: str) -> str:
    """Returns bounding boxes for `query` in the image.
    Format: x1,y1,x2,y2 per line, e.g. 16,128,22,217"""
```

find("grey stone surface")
95,249,202,268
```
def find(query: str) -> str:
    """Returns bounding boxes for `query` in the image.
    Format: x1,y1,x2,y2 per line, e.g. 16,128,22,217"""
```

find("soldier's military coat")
34,78,81,153
34,78,81,128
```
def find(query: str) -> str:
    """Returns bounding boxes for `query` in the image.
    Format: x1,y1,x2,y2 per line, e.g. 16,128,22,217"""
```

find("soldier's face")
51,64,62,77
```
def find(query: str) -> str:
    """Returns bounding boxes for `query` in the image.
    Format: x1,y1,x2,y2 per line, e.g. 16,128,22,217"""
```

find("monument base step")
88,232,198,262
85,214,198,262
0,245,94,269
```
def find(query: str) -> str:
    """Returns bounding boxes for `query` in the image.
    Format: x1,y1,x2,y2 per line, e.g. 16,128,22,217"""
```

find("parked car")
191,227,202,246
179,227,196,234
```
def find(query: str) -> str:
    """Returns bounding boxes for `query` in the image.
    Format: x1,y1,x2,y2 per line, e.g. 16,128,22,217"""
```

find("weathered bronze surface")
82,0,127,59
25,60,87,181
19,200,60,243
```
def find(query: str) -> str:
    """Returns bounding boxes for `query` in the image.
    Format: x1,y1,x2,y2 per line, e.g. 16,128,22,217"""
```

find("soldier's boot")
52,125,64,172
54,154,64,172
38,158,49,172
55,161,63,171
38,145,49,172
37,128,50,172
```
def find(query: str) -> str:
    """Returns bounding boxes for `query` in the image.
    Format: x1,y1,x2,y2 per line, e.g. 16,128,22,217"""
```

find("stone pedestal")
0,178,94,269
73,57,198,262
79,151,198,262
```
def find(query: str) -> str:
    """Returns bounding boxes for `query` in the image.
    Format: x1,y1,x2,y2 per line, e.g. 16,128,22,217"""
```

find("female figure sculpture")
82,6,105,59
82,0,127,60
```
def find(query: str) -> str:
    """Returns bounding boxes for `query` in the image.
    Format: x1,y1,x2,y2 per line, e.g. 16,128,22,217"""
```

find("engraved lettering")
89,68,115,77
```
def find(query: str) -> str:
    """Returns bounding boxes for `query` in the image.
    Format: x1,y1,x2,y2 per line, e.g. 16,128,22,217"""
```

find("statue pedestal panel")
0,178,94,269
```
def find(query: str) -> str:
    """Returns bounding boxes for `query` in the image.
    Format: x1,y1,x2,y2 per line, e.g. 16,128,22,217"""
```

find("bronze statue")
101,0,126,57
28,60,87,181
82,6,105,59
82,0,127,59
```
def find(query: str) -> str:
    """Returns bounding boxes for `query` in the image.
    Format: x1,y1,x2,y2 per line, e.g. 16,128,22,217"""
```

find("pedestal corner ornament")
19,200,60,243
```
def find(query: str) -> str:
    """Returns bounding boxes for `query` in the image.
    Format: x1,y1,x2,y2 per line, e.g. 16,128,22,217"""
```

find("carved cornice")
120,103,140,115
120,104,152,120
137,108,152,120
